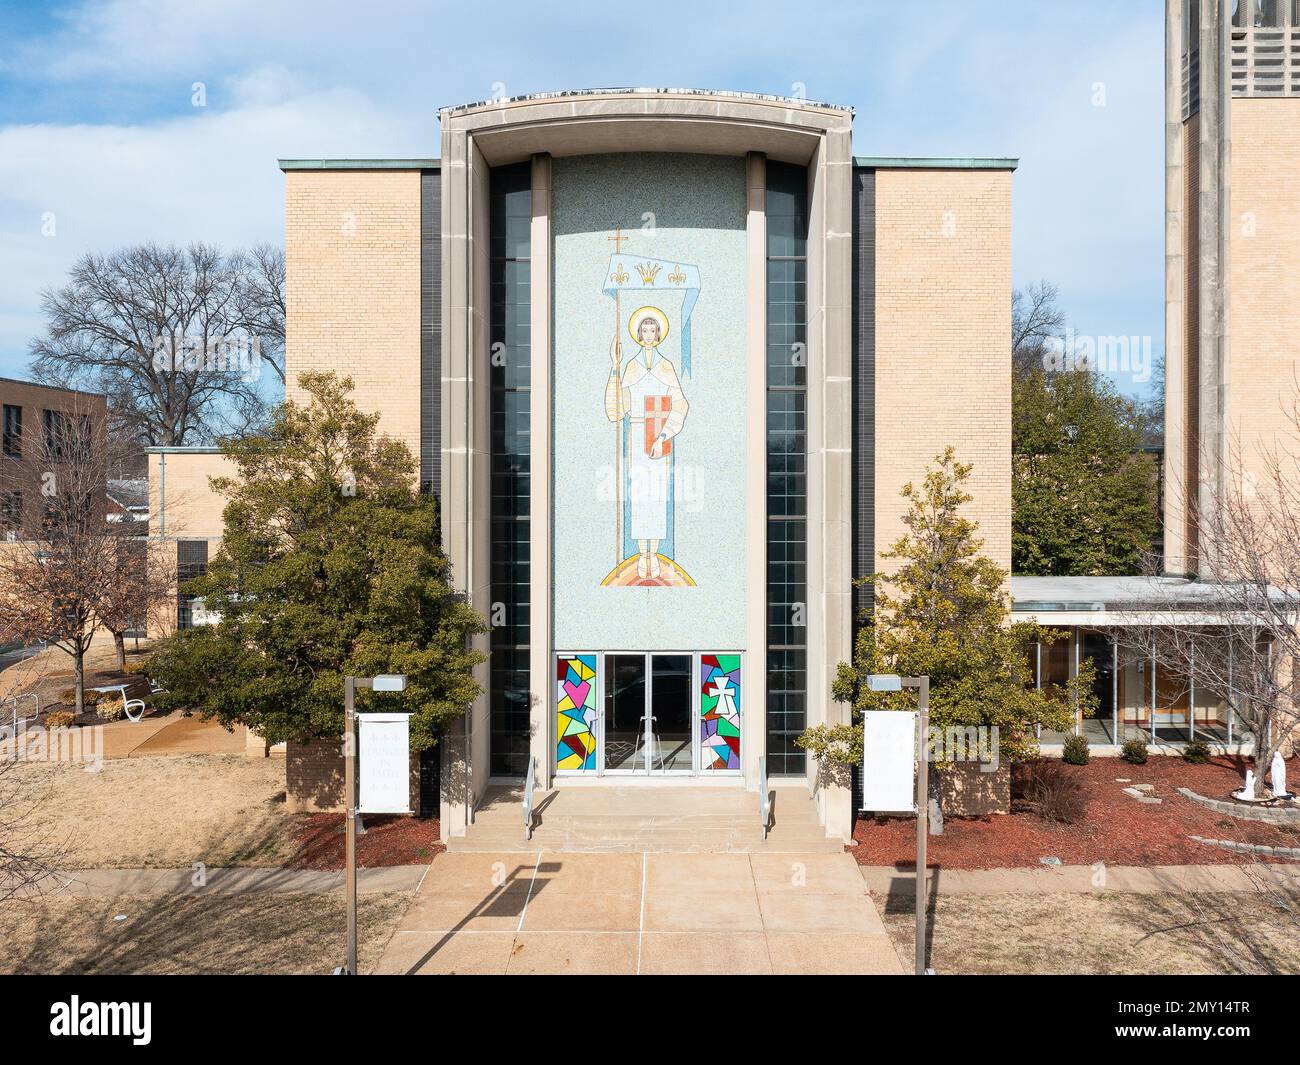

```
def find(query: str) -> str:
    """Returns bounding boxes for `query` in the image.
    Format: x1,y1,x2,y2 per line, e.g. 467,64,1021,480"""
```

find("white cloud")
0,85,428,370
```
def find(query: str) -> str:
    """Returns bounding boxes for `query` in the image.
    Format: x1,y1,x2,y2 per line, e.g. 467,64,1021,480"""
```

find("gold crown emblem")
635,261,661,284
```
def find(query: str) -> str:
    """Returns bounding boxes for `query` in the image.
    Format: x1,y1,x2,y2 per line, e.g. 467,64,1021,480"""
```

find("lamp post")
344,673,407,975
868,674,930,976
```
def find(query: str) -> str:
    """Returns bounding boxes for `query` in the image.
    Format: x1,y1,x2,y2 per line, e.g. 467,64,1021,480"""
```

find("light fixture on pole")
867,673,931,976
343,673,407,976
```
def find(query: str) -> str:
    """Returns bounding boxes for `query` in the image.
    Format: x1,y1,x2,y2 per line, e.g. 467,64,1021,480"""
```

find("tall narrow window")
2,405,21,458
176,540,209,631
489,163,532,777
765,162,808,775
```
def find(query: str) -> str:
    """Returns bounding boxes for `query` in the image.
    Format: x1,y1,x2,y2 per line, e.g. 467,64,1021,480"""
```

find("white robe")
605,347,689,543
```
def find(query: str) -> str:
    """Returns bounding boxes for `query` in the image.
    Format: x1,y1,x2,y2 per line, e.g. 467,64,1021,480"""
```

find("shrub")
57,688,101,707
1182,739,1211,765
1121,737,1149,765
1062,733,1090,765
97,700,126,722
1026,761,1087,824
45,710,76,728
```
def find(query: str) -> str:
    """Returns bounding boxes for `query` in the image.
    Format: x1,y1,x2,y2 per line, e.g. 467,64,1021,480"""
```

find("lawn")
0,892,410,975
8,754,298,868
874,889,1300,975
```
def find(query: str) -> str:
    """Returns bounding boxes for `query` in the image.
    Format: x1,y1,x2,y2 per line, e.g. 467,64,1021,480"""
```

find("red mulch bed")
849,755,1300,869
289,815,445,871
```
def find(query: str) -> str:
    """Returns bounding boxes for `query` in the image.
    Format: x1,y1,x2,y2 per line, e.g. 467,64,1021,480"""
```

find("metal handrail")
523,755,536,841
759,755,771,840
7,693,38,734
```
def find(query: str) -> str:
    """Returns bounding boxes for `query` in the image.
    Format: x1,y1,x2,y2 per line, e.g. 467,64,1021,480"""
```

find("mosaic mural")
551,153,747,651
556,654,598,771
600,244,700,588
700,654,741,770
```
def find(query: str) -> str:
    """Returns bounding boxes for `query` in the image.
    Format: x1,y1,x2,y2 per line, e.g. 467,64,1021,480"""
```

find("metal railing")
759,755,771,840
6,693,38,735
523,755,536,841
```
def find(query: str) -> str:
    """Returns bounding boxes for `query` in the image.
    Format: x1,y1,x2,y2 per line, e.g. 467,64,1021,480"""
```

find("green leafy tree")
148,372,486,750
799,449,1092,766
1013,368,1159,576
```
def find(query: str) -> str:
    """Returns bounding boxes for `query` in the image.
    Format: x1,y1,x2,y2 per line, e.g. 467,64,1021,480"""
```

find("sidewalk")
28,864,428,897
373,851,904,975
861,863,1300,895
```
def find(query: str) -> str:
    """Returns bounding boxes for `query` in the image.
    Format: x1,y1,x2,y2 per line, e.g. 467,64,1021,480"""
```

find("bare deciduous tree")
1012,280,1067,379
1122,401,1300,798
0,399,131,714
29,242,284,446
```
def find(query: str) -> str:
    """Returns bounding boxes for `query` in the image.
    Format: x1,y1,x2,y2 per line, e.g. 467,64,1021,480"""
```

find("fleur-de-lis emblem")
667,264,686,285
610,264,629,285
635,261,661,285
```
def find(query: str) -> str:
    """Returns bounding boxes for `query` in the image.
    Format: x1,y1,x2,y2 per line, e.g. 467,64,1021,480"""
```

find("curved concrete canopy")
440,88,854,166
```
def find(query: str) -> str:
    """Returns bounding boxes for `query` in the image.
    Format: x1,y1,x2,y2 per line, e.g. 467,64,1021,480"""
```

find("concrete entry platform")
373,850,904,975
446,784,844,853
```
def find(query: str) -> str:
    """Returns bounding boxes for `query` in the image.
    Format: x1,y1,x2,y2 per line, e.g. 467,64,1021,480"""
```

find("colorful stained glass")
555,654,598,771
700,654,741,770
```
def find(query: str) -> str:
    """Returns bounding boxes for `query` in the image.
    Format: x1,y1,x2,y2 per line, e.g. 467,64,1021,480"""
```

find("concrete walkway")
860,863,1300,896
373,850,904,975
31,864,428,897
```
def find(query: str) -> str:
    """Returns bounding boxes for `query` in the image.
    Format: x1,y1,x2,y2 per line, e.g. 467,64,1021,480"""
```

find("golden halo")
627,305,670,347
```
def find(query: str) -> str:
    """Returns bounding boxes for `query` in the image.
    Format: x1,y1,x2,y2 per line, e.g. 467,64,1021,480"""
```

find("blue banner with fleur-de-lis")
602,254,702,376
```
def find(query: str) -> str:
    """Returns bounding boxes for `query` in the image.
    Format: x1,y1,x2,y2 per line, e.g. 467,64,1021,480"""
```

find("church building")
152,89,1016,842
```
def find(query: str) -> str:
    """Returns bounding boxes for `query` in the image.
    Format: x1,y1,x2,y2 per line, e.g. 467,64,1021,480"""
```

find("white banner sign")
358,713,412,815
861,710,916,813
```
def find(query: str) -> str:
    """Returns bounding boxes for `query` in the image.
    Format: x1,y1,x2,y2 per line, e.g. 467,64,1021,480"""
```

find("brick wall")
148,451,233,540
1229,98,1300,487
872,168,1013,577
0,379,107,535
284,169,423,462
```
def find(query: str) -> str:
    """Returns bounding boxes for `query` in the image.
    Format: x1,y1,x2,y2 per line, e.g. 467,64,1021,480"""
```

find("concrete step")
444,837,848,854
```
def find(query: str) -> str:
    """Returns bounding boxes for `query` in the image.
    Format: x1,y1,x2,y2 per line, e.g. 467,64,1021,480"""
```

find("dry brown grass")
0,892,409,974
9,754,296,868
874,890,1300,975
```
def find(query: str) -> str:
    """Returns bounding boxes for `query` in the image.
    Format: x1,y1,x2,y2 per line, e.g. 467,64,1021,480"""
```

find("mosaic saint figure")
604,306,690,583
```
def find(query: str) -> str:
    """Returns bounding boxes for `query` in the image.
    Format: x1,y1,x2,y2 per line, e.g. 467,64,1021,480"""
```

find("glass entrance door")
604,654,647,771
555,651,741,776
650,654,692,772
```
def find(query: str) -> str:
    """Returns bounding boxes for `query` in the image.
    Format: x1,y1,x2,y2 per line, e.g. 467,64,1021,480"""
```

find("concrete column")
1164,0,1189,573
743,151,767,793
439,126,493,838
1197,0,1232,577
529,153,554,790
808,121,855,840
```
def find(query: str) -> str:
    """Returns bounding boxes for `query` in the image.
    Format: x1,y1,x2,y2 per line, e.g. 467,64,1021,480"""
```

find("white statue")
1271,750,1289,798
1238,769,1256,801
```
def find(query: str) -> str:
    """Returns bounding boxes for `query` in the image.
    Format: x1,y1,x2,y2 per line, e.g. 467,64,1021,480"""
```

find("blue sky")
0,0,1164,397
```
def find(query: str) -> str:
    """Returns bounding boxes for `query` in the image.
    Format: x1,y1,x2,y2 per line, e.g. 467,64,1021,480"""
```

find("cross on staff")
609,226,630,570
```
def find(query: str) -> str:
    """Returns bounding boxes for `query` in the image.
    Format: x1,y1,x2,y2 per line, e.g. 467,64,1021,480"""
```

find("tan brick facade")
1228,98,1300,483
872,169,1014,578
148,450,233,541
284,170,422,461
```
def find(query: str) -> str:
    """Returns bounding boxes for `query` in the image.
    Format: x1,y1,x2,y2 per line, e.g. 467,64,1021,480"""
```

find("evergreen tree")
149,372,486,751
800,449,1090,766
